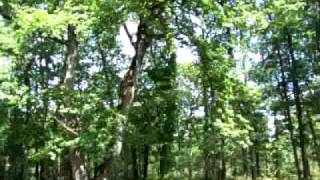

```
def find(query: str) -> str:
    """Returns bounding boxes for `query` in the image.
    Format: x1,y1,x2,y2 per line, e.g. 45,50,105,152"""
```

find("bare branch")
123,24,135,47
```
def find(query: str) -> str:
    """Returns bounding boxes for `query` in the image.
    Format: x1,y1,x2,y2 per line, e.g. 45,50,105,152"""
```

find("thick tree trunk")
69,149,88,180
61,25,89,180
63,25,79,90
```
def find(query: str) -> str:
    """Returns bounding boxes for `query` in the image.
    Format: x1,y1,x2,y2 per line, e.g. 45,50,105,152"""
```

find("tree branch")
46,36,66,44
55,118,79,137
123,24,135,47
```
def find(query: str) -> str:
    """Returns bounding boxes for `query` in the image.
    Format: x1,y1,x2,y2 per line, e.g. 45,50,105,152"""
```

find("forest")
0,0,320,179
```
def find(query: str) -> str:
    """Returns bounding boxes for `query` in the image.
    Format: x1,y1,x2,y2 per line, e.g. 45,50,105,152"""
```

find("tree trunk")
287,32,311,180
93,21,152,180
276,47,302,179
219,140,226,180
40,160,58,180
200,58,210,180
8,144,28,180
306,111,320,166
63,25,79,90
274,112,281,178
142,145,150,180
188,122,193,180
61,24,89,180
0,151,6,180
250,147,257,180
69,149,88,180
242,149,248,177
159,144,171,179
131,147,139,180
255,146,260,177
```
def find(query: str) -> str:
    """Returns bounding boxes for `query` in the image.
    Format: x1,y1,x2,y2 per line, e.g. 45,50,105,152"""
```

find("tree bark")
63,25,79,90
69,149,88,180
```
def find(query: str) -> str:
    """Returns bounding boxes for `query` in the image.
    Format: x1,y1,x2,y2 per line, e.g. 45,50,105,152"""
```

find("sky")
118,21,197,64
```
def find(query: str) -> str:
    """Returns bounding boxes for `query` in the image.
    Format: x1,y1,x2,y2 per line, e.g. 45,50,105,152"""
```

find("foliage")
0,0,319,179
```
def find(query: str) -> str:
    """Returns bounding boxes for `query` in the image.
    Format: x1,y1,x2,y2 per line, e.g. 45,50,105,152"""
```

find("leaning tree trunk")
93,21,152,180
120,21,153,180
93,2,172,178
